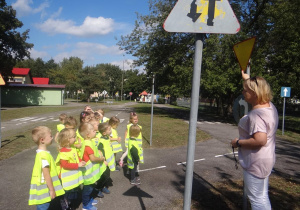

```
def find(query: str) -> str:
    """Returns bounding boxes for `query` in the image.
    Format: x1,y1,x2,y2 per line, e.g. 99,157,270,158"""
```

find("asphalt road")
0,102,299,210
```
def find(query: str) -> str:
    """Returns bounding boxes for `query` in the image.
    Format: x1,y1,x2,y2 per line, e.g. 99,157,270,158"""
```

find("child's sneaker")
97,190,104,198
130,178,141,185
102,187,110,194
82,203,97,210
89,198,98,206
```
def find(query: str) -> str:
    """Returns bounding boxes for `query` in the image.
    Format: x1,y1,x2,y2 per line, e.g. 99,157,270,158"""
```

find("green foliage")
0,0,33,78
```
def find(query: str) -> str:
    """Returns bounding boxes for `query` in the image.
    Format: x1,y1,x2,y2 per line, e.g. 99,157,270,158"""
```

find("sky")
6,0,150,71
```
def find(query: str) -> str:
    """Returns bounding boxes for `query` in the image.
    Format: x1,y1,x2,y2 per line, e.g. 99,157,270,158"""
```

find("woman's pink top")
238,102,278,178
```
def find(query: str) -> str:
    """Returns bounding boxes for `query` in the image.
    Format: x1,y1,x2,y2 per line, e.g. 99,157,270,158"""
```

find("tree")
123,70,148,99
0,0,33,78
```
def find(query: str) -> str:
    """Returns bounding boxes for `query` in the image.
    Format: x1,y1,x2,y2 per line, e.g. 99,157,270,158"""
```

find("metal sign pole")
183,33,204,210
282,97,286,135
150,74,155,147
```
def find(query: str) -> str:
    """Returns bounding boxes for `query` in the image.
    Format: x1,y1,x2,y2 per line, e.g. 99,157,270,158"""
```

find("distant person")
79,123,104,210
96,109,109,123
54,113,67,142
56,128,86,209
109,116,123,170
128,124,144,185
231,70,278,210
28,126,65,209
84,105,93,112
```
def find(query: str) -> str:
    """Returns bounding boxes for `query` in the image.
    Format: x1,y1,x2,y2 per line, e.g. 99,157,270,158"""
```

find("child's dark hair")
109,116,120,126
98,122,110,135
80,111,91,122
129,124,141,138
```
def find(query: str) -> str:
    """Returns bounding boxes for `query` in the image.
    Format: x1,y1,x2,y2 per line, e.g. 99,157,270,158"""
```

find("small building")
1,68,65,106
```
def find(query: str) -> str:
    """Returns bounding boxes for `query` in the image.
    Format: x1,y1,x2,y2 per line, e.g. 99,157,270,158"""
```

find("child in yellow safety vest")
108,116,123,171
90,118,111,198
128,124,144,185
28,126,65,209
54,113,67,142
56,128,86,209
74,111,92,159
79,123,106,210
97,122,115,195
119,112,142,168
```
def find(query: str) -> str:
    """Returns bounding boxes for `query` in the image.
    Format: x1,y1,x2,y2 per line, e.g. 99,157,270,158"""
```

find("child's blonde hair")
32,126,51,145
98,122,110,135
129,112,138,123
109,116,120,126
94,112,101,120
97,109,104,115
78,123,94,139
59,113,67,122
129,124,141,138
57,128,75,148
64,116,77,128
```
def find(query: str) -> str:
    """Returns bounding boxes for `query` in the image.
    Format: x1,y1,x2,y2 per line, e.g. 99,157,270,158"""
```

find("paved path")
0,102,299,210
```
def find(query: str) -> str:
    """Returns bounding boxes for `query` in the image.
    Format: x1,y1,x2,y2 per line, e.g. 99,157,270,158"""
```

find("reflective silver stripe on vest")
106,154,115,163
62,176,83,189
84,162,93,171
30,176,60,191
61,170,79,178
112,145,122,152
127,156,134,168
136,138,142,147
29,191,49,201
84,168,99,180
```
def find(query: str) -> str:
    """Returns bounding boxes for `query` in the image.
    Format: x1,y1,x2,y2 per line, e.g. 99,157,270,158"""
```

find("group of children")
28,107,143,210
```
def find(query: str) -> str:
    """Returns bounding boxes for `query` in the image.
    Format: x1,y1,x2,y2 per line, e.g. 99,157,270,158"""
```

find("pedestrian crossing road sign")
164,0,240,34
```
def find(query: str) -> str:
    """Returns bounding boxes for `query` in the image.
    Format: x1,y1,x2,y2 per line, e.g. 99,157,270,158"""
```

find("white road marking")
177,158,205,165
120,119,125,123
1,127,5,129
197,121,204,124
215,152,238,158
138,166,166,172
12,117,35,121
31,117,47,122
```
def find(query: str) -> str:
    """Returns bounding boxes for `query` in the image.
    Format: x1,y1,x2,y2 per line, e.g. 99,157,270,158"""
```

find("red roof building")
9,67,33,84
32,77,49,84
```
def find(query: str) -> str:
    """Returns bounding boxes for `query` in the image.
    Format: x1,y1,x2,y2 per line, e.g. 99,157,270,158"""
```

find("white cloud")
29,48,50,59
36,16,115,37
52,42,123,64
111,59,134,70
12,0,49,17
50,7,63,19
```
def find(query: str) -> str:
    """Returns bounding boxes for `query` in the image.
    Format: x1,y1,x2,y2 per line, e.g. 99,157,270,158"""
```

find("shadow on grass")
170,163,300,210
134,104,236,125
1,135,25,148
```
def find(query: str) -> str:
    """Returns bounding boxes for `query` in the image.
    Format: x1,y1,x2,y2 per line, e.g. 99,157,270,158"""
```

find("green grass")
133,104,210,148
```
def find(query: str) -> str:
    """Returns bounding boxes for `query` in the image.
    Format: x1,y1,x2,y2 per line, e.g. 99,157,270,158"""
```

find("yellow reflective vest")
75,129,85,159
55,148,83,191
111,128,122,153
82,140,104,185
125,124,142,148
99,136,115,171
57,124,65,132
29,151,65,205
127,138,144,169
